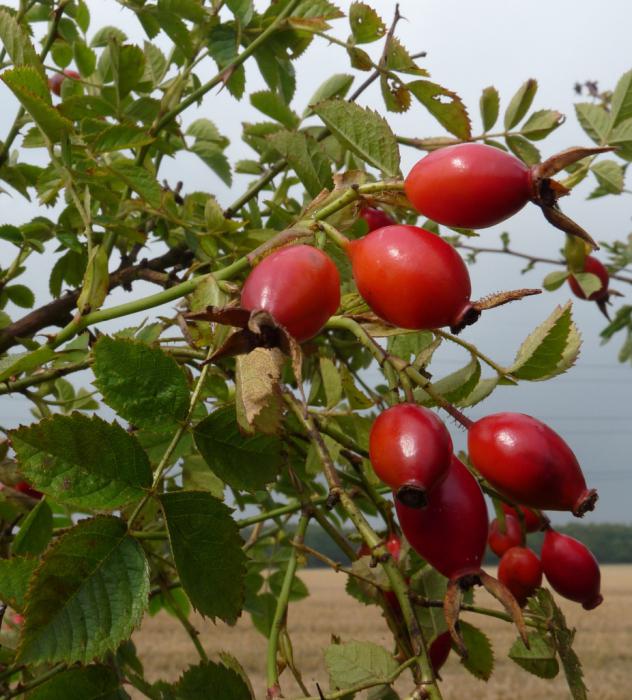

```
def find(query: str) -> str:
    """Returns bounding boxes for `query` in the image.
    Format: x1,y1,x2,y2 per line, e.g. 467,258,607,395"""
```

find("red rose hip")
48,69,80,96
488,514,525,557
359,206,395,231
501,503,543,533
14,481,43,500
369,403,453,507
241,245,340,342
468,412,597,516
405,143,532,229
541,530,602,610
498,546,543,607
568,256,609,301
348,225,473,330
396,455,488,580
429,631,452,675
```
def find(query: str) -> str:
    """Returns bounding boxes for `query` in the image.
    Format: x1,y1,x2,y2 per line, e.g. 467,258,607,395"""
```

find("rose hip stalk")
541,529,603,610
498,546,543,607
348,225,539,333
396,456,528,653
488,514,525,557
404,142,612,248
468,412,597,516
369,403,453,508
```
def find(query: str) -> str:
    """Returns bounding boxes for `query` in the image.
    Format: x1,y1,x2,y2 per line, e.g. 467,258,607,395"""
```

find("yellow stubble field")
132,565,632,699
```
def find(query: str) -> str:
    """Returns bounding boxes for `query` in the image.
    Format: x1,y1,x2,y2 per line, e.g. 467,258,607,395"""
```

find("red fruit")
348,225,472,330
568,256,609,301
468,413,597,517
488,514,525,557
241,245,340,342
358,533,402,561
14,481,43,500
396,456,488,580
541,530,602,610
498,546,543,607
405,143,532,229
48,69,80,96
501,503,543,533
359,206,395,231
369,404,453,507
429,631,452,675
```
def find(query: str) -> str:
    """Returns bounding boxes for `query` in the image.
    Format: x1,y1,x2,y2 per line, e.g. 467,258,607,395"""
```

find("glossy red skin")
468,413,593,515
241,245,340,343
348,225,472,330
396,456,488,580
14,481,43,500
541,530,603,610
359,206,395,231
501,503,542,533
568,256,609,301
488,514,525,557
48,69,80,96
369,404,452,497
405,143,532,229
429,631,452,675
498,546,543,607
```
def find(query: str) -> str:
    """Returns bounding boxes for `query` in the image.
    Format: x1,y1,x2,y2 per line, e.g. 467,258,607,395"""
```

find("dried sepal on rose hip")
404,142,613,248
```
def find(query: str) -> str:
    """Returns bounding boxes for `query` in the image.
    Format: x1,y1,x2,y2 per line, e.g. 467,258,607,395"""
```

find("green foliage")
28,666,130,700
459,621,494,681
325,640,399,691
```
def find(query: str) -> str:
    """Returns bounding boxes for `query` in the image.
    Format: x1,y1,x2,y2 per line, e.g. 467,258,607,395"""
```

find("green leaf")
2,67,72,142
459,621,494,681
235,347,284,436
108,160,162,208
77,244,109,314
250,90,298,129
411,566,447,640
306,74,354,113
0,345,55,382
509,632,559,679
268,130,332,197
0,9,44,77
314,99,400,177
74,40,96,77
11,413,152,510
0,557,37,613
504,79,537,129
509,302,581,381
571,272,602,298
190,141,232,186
28,665,130,700
542,270,569,291
408,80,471,139
591,159,624,193
93,336,190,427
186,119,229,147
113,44,145,100
194,406,282,491
226,0,254,25
418,356,481,406
170,661,252,699
91,26,127,47
4,283,35,308
320,356,343,408
609,117,632,161
521,109,564,140
89,124,155,154
142,41,168,86
349,2,386,43
325,640,399,690
159,491,246,624
574,103,610,144
339,364,373,409
480,86,500,131
505,134,541,166
459,376,500,407
609,69,632,128
17,516,149,665
12,498,52,556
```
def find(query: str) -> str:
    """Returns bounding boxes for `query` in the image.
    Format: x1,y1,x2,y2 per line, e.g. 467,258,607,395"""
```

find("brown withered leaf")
235,347,285,435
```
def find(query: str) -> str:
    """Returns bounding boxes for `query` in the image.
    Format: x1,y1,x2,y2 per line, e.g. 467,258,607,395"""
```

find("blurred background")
0,0,630,524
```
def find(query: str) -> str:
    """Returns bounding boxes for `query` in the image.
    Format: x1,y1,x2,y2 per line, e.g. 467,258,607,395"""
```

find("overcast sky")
0,1,630,523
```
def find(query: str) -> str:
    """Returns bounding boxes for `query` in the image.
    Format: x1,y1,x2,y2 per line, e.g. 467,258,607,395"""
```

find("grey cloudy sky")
0,1,630,523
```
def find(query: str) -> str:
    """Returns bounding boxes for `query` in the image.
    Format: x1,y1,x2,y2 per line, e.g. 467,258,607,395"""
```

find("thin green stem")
160,580,208,662
267,512,309,697
434,329,510,377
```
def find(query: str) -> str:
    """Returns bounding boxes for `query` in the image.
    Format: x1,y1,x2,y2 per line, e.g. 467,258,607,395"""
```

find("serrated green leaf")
11,413,152,510
574,103,610,144
349,2,386,43
160,491,246,624
186,118,229,147
0,557,37,613
381,73,411,113
459,621,494,680
339,363,373,409
408,80,471,140
91,26,127,47
459,375,500,407
268,130,332,197
509,632,559,679
28,665,130,700
93,336,190,427
591,159,624,193
306,74,354,114
320,356,342,408
543,270,569,291
509,302,581,381
609,117,632,162
190,141,232,186
506,134,541,166
326,640,399,690
108,160,162,207
610,69,632,128
17,516,149,665
504,79,537,129
12,498,52,556
170,661,253,698
113,44,145,100
250,90,299,129
142,41,167,86
194,406,282,491
0,345,55,382
521,109,564,140
418,356,481,406
387,331,434,362
226,0,254,25
480,85,500,132
0,9,44,78
314,99,400,177
89,124,155,153
74,40,96,77
411,565,447,640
